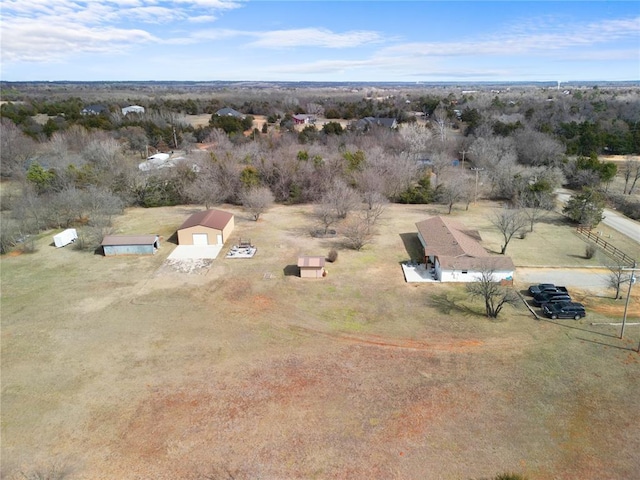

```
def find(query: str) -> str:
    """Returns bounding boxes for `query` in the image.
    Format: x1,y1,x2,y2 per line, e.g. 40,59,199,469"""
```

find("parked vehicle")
543,302,586,320
528,283,569,296
532,292,572,307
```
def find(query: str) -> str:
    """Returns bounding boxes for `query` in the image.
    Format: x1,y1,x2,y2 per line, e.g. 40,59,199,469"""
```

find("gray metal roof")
101,234,159,246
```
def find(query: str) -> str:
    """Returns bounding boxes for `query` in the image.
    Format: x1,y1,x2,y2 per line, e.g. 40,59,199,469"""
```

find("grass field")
2,201,639,479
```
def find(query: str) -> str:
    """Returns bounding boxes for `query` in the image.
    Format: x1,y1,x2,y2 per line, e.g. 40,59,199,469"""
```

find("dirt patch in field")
98,346,509,479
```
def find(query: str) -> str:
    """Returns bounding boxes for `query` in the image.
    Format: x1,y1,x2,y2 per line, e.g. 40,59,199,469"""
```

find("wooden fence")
576,226,636,266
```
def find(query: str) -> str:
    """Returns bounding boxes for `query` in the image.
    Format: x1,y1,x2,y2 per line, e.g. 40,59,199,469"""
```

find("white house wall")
439,268,514,283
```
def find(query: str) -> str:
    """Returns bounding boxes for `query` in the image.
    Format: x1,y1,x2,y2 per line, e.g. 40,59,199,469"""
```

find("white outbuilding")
53,228,78,248
122,105,145,115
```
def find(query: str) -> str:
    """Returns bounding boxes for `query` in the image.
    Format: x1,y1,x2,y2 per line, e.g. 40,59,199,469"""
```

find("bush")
327,249,338,263
74,226,113,251
585,244,597,259
18,236,37,254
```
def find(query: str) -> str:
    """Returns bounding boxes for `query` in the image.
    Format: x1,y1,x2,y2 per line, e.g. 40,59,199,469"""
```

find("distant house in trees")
354,117,398,131
122,105,145,115
81,104,108,115
215,107,245,118
415,216,514,283
293,114,315,125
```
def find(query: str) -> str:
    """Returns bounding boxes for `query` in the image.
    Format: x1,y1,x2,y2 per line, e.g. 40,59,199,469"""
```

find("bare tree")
517,190,555,232
431,103,449,144
313,202,339,236
11,186,47,231
342,213,374,251
0,118,37,178
187,176,223,209
240,186,274,221
399,122,434,160
466,265,519,318
322,179,360,219
491,208,528,254
608,264,632,300
514,128,565,167
622,156,640,195
118,126,149,157
437,171,474,214
428,150,453,189
361,191,388,225
83,186,124,227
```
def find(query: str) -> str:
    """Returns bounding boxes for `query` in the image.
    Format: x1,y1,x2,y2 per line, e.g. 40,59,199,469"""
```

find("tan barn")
298,256,326,278
177,209,234,246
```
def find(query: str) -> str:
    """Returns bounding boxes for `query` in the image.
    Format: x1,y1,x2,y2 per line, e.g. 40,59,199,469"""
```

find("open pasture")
2,202,639,479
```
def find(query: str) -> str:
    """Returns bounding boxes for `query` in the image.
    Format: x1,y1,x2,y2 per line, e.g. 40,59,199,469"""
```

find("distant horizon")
3,79,639,87
1,1,638,83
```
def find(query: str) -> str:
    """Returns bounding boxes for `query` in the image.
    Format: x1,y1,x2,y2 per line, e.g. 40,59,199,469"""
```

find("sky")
1,1,639,82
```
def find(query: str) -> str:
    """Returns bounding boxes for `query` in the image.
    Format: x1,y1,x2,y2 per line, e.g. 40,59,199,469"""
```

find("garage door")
192,233,208,246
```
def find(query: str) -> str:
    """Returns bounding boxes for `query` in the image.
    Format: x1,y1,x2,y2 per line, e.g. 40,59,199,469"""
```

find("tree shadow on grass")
539,317,620,339
427,292,477,317
399,232,423,262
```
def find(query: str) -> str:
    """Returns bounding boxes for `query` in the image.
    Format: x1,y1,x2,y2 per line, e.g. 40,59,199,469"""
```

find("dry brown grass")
2,202,639,479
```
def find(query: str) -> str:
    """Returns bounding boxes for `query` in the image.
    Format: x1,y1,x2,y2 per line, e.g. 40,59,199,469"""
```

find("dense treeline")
1,84,639,253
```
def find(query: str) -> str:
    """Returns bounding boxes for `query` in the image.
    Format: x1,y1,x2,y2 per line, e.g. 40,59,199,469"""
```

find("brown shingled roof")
416,216,487,257
178,209,233,230
416,216,514,271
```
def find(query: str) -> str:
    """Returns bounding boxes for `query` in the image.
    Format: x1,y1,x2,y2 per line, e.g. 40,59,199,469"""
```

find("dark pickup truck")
528,283,569,296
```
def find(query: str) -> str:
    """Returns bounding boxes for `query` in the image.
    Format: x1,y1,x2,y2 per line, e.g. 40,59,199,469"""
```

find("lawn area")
1,201,639,479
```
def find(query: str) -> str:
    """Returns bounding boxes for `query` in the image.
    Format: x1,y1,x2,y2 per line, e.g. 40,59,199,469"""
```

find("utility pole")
459,149,468,169
172,125,178,149
620,262,637,339
471,167,484,204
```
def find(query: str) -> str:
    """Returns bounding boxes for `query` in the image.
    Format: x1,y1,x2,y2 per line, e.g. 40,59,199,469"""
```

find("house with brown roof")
177,209,234,246
415,216,514,282
298,256,326,278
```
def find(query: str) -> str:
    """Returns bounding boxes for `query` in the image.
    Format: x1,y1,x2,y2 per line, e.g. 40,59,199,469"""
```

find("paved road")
556,188,640,242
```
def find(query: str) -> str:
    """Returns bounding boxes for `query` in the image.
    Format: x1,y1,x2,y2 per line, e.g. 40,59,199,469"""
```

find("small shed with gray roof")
101,234,160,256
415,216,514,282
177,209,234,246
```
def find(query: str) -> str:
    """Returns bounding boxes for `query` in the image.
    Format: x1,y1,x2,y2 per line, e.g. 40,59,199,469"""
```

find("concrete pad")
168,245,223,260
402,263,438,283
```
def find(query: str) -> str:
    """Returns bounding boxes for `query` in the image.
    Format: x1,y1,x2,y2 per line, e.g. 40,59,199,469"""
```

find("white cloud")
1,0,242,63
189,27,385,48
247,28,384,48
378,15,640,59
189,15,220,23
1,21,158,62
